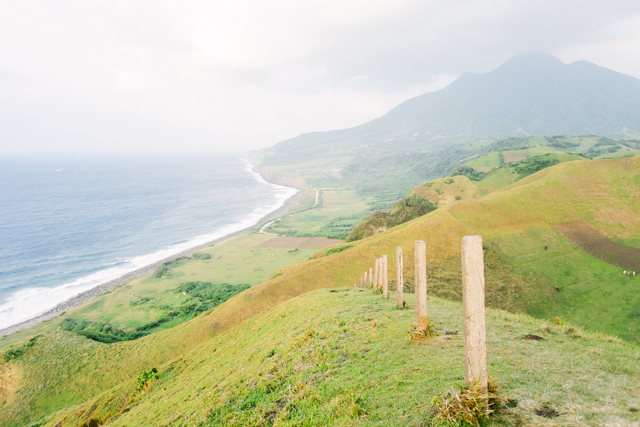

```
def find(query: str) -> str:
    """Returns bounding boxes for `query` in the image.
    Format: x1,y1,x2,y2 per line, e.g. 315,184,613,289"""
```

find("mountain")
252,53,640,195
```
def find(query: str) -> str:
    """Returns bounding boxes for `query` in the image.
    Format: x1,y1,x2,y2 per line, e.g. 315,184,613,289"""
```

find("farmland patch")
555,222,640,271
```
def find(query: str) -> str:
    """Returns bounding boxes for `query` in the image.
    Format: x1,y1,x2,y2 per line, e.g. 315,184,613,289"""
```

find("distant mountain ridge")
258,53,640,163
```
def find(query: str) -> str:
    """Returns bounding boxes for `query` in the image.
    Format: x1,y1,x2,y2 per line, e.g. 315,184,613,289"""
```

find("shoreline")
0,175,305,338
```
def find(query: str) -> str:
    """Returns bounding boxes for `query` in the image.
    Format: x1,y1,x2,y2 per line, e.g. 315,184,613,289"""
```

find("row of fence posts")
355,235,488,390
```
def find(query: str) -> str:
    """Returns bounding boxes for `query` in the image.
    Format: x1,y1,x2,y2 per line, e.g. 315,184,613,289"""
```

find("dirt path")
259,220,279,235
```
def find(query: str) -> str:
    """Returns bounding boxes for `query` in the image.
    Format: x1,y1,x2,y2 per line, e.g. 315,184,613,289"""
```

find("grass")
0,233,319,350
2,156,640,426
44,290,640,426
266,188,371,239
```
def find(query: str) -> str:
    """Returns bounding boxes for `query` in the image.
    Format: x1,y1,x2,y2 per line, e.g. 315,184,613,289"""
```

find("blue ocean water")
0,152,297,330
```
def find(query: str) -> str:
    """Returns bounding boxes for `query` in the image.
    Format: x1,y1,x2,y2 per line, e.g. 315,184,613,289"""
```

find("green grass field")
0,233,319,350
43,290,640,426
2,156,640,427
266,189,371,239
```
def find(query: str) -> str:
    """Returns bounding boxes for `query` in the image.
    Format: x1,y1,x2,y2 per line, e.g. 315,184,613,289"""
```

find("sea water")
0,152,297,331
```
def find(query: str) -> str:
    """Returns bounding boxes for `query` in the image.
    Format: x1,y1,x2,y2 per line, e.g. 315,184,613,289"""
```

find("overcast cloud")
1,0,640,153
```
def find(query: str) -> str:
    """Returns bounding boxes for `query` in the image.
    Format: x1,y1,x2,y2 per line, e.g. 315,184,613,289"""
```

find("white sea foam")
0,162,298,331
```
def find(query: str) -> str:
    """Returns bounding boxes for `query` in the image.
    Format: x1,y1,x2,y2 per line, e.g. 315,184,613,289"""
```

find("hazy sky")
2,0,640,153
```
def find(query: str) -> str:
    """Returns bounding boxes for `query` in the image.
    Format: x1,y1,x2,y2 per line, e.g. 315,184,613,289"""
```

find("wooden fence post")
373,258,379,290
364,271,368,288
396,247,404,308
462,235,488,391
382,255,388,299
369,267,373,287
414,240,428,324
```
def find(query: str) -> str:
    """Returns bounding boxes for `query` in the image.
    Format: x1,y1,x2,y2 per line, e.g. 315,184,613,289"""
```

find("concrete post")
462,235,488,391
414,240,428,325
373,258,379,290
382,255,388,299
369,267,373,287
396,247,404,308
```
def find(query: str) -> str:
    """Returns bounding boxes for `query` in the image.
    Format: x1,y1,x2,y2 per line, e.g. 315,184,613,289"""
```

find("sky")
1,0,640,153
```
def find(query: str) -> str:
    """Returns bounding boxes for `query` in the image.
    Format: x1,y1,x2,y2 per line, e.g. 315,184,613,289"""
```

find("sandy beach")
0,185,304,338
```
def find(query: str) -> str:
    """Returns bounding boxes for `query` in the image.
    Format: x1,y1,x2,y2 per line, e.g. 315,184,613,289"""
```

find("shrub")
1,336,38,362
135,368,159,392
449,165,485,181
153,264,170,278
325,245,353,256
192,252,212,260
511,154,559,178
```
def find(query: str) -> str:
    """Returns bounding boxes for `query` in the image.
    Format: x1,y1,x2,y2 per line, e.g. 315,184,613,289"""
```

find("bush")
511,154,559,178
135,368,159,392
192,252,212,260
1,336,38,362
153,264,170,278
449,165,485,181
325,245,353,256
347,194,436,242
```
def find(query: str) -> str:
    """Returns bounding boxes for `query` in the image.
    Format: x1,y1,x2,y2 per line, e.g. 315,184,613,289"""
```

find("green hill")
43,290,639,426
346,147,586,241
1,156,639,426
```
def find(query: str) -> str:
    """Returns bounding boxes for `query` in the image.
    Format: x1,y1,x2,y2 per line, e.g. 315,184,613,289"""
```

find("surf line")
0,163,300,337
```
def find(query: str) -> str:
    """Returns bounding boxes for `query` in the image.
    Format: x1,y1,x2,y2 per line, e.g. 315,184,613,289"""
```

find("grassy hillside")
43,290,639,427
2,156,639,426
345,147,587,242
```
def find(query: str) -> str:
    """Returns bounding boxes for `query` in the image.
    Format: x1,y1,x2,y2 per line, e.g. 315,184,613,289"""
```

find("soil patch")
523,334,544,341
555,222,640,271
503,150,527,163
298,237,343,249
535,404,560,418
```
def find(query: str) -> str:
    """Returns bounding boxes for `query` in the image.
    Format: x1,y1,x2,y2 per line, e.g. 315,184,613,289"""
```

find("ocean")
0,152,297,331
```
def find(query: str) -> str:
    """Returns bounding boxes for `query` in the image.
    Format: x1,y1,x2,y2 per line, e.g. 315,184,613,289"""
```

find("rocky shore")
0,187,305,337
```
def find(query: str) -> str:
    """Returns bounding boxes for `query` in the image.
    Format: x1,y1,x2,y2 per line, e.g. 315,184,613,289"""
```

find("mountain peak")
493,52,565,73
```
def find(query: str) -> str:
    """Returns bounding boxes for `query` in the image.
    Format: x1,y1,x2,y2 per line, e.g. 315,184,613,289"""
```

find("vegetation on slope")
58,283,250,343
347,148,584,242
346,194,436,241
44,290,640,426
2,156,639,426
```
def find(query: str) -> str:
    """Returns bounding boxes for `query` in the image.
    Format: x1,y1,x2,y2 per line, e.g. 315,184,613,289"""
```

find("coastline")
0,172,305,338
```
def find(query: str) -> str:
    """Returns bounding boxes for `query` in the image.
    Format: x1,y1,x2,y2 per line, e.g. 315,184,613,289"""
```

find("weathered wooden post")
396,247,404,308
382,255,388,299
359,277,363,288
378,257,383,291
373,258,379,290
462,235,488,391
414,240,428,324
369,267,373,287
364,271,368,288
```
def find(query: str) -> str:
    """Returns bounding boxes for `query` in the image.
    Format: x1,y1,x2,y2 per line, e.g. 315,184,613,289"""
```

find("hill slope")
45,290,639,426
2,156,639,426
